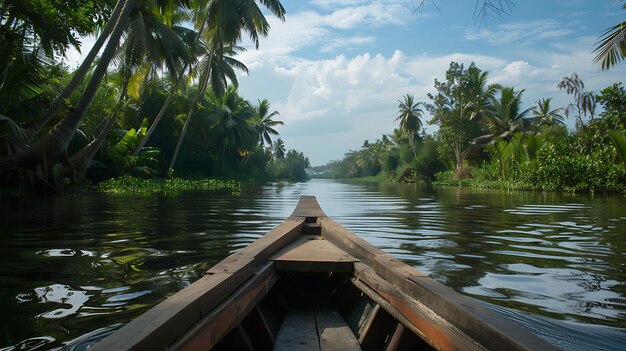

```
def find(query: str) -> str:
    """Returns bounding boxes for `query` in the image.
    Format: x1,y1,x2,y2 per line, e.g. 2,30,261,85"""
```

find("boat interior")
211,242,434,351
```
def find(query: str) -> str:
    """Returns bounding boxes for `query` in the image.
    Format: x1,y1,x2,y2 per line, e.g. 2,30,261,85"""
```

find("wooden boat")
93,196,558,351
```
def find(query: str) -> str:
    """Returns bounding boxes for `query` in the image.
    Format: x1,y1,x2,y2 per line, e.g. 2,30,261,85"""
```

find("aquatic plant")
97,176,241,195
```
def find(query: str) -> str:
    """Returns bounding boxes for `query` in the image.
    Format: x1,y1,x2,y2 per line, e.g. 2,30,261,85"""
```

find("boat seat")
273,309,361,351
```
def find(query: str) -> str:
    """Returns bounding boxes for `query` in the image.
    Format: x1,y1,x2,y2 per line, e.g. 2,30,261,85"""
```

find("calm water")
0,179,625,350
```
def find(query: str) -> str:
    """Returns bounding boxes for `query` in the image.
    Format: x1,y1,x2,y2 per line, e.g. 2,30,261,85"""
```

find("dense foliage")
316,62,626,192
0,0,311,195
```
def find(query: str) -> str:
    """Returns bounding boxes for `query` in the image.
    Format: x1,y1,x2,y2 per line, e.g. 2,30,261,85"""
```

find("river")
0,179,624,350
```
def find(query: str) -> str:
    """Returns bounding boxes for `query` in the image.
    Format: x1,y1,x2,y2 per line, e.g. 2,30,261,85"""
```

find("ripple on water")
19,284,92,319
505,204,587,215
36,248,96,257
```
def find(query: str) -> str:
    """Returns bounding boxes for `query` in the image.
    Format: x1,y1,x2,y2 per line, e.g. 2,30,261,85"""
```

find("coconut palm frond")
594,20,626,70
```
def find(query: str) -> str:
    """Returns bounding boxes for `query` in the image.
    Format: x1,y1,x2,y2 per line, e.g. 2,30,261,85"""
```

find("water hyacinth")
97,176,241,195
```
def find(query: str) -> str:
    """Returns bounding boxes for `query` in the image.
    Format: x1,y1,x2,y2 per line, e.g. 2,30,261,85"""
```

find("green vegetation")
316,62,626,193
97,176,241,195
593,1,626,70
0,0,311,196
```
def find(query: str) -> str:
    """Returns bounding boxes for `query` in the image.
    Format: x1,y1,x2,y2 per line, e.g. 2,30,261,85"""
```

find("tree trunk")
25,0,125,140
133,16,211,158
69,114,116,170
0,0,135,179
133,88,174,155
169,100,197,170
168,40,217,171
69,81,129,171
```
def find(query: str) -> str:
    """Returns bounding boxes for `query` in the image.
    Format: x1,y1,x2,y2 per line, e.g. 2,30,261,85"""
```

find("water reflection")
0,180,624,349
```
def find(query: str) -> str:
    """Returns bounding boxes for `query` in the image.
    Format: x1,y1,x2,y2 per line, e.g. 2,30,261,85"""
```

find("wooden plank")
172,263,278,351
321,217,560,351
290,196,327,219
383,323,432,351
208,218,304,275
316,309,361,351
93,218,303,351
274,310,320,351
271,235,356,272
352,263,479,351
90,271,240,351
357,304,380,343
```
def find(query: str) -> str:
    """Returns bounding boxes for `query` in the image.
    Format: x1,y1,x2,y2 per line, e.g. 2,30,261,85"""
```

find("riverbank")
433,169,626,193
97,176,241,195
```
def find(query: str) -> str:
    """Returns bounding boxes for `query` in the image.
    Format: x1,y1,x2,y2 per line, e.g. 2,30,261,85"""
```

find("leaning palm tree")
254,99,284,147
168,0,286,171
395,94,424,157
531,98,565,127
169,41,250,169
593,2,626,70
1,0,136,187
132,24,199,156
70,2,190,170
26,0,127,140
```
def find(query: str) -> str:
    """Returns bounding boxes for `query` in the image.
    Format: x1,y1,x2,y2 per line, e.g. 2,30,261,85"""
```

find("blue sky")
233,0,626,165
64,0,626,166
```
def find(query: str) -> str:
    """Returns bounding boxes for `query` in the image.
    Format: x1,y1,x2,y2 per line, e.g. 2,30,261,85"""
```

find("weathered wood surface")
316,309,361,351
171,263,277,350
319,216,560,351
271,235,356,272
289,195,327,219
352,263,481,351
92,218,304,351
274,310,320,351
273,309,361,351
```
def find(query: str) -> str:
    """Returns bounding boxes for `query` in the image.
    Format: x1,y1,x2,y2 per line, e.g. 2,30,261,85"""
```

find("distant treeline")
312,62,626,192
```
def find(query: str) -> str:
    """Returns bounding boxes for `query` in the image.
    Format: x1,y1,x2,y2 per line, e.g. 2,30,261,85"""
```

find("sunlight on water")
0,180,624,350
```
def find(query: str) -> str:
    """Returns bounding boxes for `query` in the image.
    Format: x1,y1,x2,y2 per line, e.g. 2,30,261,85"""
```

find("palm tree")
2,0,137,187
593,2,626,70
395,94,424,157
472,87,533,145
70,2,190,170
207,88,257,167
132,24,199,156
168,0,286,171
168,41,250,169
273,138,286,159
531,98,565,127
254,99,283,147
466,69,500,122
0,34,51,152
21,0,124,140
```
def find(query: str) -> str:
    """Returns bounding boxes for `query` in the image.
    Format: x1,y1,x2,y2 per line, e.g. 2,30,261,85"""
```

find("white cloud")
325,3,408,28
61,2,626,166
464,19,574,46
239,38,626,165
321,36,376,52
236,2,412,69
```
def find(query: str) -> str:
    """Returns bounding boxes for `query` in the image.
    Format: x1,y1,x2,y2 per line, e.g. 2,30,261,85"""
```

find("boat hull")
93,196,558,351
